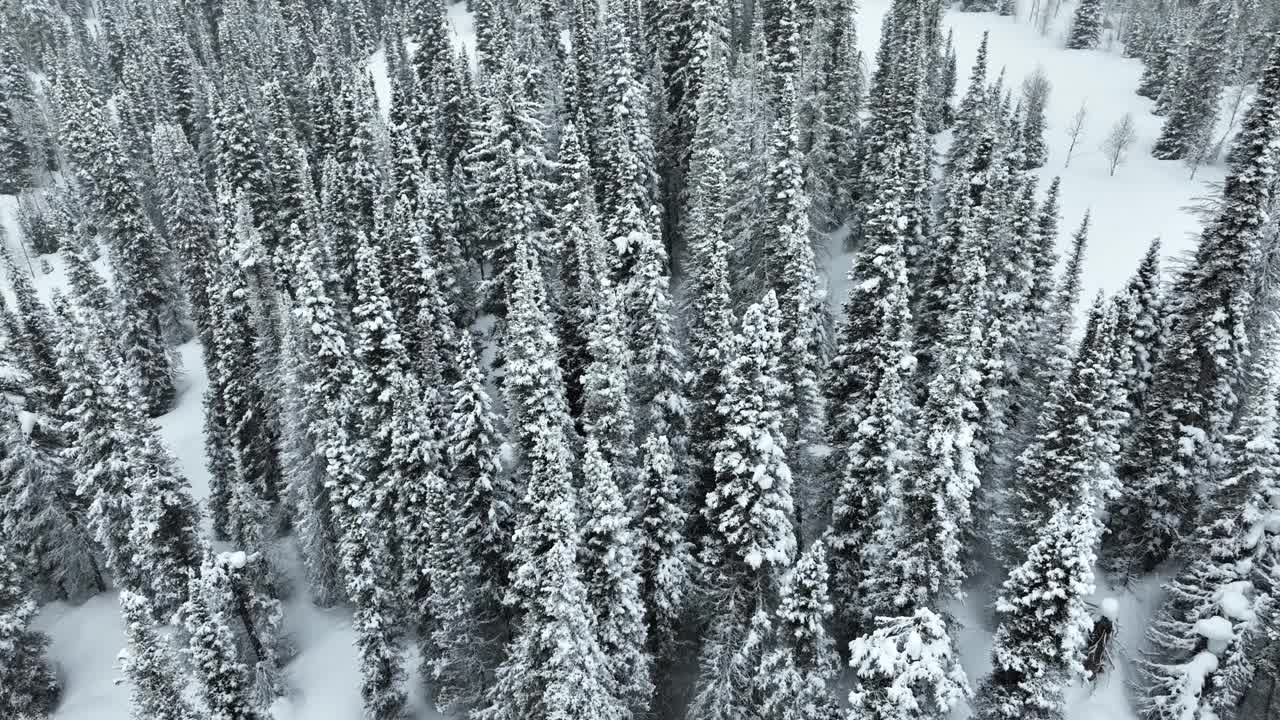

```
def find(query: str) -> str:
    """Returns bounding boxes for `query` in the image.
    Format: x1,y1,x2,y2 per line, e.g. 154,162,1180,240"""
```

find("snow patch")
1099,597,1119,621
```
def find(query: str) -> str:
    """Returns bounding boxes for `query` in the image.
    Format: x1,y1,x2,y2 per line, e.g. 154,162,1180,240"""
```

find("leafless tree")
1064,100,1088,168
1103,112,1137,176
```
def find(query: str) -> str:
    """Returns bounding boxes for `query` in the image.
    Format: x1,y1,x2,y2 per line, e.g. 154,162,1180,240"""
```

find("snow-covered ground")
1,0,1232,718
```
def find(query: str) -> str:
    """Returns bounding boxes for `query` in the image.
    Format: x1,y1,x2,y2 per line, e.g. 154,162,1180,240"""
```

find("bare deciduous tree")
1103,113,1137,176
1064,100,1088,168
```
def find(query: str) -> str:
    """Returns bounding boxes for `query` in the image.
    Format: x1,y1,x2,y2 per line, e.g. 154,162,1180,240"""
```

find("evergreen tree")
502,236,575,497
1000,298,1123,566
806,0,863,231
827,235,917,637
693,292,798,720
864,200,990,619
975,498,1099,720
2,252,63,414
847,607,969,720
127,430,202,617
761,76,823,458
0,26,33,193
625,222,688,482
475,407,624,720
635,432,691,654
1111,240,1167,439
181,557,268,720
0,403,103,602
700,291,797,601
209,198,284,538
1066,0,1105,49
118,590,201,720
1106,39,1280,577
755,540,839,720
579,436,653,717
291,226,408,718
1151,0,1237,161
682,48,735,551
56,68,178,415
1020,69,1050,169
662,0,721,241
279,310,345,608
596,5,658,283
1136,13,1188,102
425,332,509,712
0,539,59,719
552,122,603,423
150,123,220,346
581,279,637,481
468,64,553,314
1135,315,1280,720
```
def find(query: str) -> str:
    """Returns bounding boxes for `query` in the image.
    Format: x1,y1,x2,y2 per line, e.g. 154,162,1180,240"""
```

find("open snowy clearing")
0,0,1231,718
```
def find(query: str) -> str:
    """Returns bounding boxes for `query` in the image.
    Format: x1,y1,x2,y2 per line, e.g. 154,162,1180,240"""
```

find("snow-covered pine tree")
581,276,637,481
1020,68,1050,169
291,225,408,718
2,251,63,415
181,557,268,720
54,66,179,415
1066,0,1105,49
348,227,416,612
975,497,1099,720
552,122,602,422
864,201,989,619
467,63,553,314
635,431,691,656
761,75,823,466
55,211,114,328
1135,306,1280,720
580,436,653,717
755,539,839,720
625,220,688,474
118,590,201,720
1151,0,1237,161
1111,240,1167,439
52,300,137,592
692,292,798,720
1000,297,1124,566
682,46,735,555
1105,38,1280,578
700,290,798,600
279,310,344,608
1136,12,1189,102
0,402,103,602
127,429,203,618
425,331,509,713
502,236,576,515
805,0,863,232
209,197,284,543
663,0,721,242
475,409,624,720
847,607,969,720
917,53,999,387
210,78,277,256
848,0,933,264
150,123,220,348
825,55,929,512
596,2,658,284
54,298,198,612
0,538,59,718
0,26,32,194
827,233,917,639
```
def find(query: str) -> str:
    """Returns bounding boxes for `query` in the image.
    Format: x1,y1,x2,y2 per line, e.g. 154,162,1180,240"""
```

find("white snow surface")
0,0,1248,718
